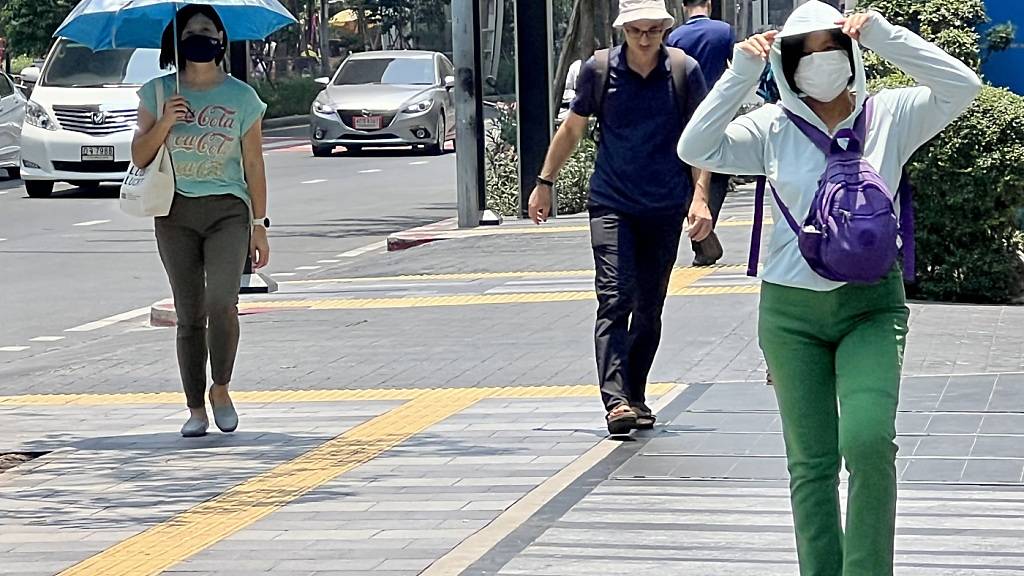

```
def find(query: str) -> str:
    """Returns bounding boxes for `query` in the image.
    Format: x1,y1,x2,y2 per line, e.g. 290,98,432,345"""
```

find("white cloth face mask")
794,50,852,102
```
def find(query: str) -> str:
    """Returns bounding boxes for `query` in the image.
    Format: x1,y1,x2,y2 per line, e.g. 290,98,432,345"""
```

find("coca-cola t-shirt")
138,73,267,203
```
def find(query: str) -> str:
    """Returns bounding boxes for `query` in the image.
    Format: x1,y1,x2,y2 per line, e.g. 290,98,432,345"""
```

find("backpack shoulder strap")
665,47,689,121
782,107,832,154
592,48,612,121
898,170,916,282
748,176,802,277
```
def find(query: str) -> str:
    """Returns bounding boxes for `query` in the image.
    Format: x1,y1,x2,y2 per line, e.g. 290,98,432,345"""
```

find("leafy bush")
252,78,322,119
906,86,1024,303
9,54,35,76
483,102,594,217
859,0,1024,303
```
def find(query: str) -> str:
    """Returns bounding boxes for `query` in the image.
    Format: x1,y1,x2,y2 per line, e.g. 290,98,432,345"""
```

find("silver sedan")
0,71,26,179
310,50,456,156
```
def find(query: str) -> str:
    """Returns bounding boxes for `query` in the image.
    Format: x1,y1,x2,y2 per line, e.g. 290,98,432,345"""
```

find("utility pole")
514,0,554,219
451,0,488,228
319,0,330,76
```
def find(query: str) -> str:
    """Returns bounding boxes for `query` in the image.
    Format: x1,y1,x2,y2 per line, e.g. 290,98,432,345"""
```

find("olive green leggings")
758,270,909,576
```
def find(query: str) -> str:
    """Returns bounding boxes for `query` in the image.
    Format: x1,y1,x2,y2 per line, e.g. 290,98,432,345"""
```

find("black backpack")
590,46,691,136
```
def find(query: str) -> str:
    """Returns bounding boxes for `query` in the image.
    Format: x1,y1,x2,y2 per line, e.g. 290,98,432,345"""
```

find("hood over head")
769,0,866,132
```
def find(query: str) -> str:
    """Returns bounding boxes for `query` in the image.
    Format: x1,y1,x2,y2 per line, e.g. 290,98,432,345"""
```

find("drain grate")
0,452,48,475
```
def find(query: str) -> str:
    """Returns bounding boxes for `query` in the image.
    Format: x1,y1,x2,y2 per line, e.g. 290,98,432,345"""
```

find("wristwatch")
536,176,555,188
253,217,271,229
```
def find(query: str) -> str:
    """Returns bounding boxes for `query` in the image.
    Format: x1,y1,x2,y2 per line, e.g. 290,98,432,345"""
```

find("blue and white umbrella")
54,0,297,51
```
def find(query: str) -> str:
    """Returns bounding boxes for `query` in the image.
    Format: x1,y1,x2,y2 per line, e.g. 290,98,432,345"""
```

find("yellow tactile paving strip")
281,264,748,285
38,384,677,575
0,383,677,406
245,266,757,313
420,219,768,238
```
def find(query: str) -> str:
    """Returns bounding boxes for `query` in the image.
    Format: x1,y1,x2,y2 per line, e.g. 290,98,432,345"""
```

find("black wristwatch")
253,217,271,229
536,176,554,188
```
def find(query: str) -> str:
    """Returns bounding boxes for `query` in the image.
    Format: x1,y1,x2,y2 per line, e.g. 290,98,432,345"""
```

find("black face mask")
180,35,223,63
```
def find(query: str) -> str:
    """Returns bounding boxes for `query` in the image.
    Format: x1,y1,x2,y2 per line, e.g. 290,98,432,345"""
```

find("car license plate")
353,115,382,131
81,146,114,162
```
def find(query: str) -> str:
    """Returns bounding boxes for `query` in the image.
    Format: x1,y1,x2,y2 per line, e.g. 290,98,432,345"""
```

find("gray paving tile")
913,436,977,457
901,459,967,482
960,460,1024,484
925,414,984,434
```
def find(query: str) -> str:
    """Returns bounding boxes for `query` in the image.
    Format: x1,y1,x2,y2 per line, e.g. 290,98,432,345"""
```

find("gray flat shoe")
181,414,209,438
209,389,238,433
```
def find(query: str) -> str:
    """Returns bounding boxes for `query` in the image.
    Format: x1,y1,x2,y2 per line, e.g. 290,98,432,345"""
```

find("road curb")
150,299,177,328
262,115,308,130
386,217,459,251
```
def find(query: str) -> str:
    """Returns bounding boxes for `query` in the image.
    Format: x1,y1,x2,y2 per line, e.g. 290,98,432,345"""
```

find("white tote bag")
120,80,175,217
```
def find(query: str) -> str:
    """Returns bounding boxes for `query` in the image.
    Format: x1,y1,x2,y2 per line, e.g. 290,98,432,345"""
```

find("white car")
20,38,164,198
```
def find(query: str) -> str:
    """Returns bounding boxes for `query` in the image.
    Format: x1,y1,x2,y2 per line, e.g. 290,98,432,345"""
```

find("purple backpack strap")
748,176,803,277
783,98,873,152
748,177,766,277
899,171,916,282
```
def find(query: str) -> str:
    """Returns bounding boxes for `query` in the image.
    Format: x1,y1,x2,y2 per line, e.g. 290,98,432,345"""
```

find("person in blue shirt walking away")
528,0,711,435
667,0,735,266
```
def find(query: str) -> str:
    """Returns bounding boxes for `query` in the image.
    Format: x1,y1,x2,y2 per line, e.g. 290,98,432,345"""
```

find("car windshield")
42,39,164,88
335,57,434,86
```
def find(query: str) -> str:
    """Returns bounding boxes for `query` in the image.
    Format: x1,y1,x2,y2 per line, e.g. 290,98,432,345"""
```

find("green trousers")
758,270,909,576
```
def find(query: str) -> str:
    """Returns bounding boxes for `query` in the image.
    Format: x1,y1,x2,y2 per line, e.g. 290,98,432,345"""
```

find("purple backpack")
748,98,916,284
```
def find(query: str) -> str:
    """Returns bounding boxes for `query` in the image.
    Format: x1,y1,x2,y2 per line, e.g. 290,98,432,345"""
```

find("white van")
20,38,164,198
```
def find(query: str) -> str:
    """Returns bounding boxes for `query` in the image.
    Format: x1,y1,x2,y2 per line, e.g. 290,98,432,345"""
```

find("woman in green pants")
678,1,980,574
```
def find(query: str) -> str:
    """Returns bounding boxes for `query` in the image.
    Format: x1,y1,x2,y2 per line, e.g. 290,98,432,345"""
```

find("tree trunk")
578,0,595,61
668,0,685,28
551,0,582,113
356,3,370,51
595,0,611,49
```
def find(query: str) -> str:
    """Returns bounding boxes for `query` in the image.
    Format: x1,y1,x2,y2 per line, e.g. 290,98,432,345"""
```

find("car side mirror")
19,67,40,84
444,75,455,89
314,76,330,86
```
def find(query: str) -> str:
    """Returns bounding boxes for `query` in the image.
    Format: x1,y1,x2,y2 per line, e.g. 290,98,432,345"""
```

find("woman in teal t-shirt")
131,4,270,438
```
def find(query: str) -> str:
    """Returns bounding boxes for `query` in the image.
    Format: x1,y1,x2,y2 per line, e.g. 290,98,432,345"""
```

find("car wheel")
312,144,334,157
25,180,54,198
5,167,20,180
428,114,446,155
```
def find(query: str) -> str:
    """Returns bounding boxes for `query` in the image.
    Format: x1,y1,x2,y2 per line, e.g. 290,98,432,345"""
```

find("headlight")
312,100,335,115
25,101,58,131
403,99,432,114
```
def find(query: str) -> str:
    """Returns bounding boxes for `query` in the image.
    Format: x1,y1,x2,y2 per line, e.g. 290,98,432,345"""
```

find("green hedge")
252,78,322,119
860,0,1024,303
484,103,593,217
903,85,1024,303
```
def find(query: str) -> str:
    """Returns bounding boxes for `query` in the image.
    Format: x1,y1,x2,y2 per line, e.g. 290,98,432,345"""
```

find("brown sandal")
606,405,638,435
631,405,656,430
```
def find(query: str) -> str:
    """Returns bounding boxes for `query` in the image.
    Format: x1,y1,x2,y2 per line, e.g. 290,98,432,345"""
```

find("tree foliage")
0,0,76,57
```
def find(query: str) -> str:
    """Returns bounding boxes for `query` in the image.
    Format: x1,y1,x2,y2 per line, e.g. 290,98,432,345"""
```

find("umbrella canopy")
54,0,297,50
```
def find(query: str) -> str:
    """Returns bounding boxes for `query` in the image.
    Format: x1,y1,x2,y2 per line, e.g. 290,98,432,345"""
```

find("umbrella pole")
173,5,180,93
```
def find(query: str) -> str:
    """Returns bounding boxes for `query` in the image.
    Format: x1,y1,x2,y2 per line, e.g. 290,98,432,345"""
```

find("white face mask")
794,50,852,102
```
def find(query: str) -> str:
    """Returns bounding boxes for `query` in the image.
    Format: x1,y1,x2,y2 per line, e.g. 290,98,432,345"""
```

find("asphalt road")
0,126,456,352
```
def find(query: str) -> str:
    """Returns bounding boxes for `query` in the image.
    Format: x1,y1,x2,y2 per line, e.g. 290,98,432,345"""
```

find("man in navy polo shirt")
527,0,711,435
668,0,736,266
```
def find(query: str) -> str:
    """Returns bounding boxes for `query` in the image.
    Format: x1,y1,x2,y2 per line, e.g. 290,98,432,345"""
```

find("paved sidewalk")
1,185,1023,575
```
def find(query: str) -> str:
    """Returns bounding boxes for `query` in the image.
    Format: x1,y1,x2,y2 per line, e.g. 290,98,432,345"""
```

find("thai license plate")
353,115,382,130
81,146,114,162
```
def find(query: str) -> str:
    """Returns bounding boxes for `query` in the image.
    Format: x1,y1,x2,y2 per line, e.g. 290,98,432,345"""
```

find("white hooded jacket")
678,1,982,291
